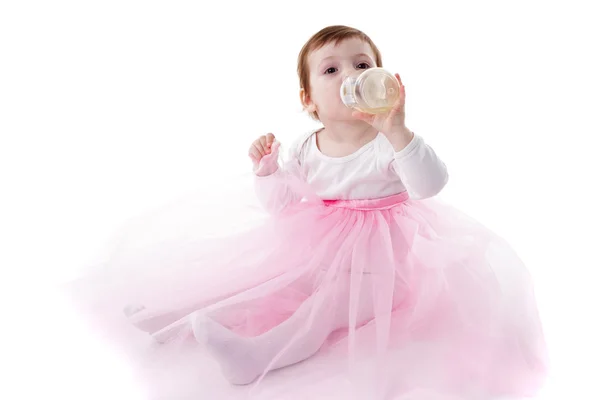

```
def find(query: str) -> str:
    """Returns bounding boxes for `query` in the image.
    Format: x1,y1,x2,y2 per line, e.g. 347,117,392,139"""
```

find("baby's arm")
391,134,449,199
253,141,303,214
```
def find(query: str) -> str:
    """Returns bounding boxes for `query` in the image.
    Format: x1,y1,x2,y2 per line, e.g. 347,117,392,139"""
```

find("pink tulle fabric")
64,169,548,400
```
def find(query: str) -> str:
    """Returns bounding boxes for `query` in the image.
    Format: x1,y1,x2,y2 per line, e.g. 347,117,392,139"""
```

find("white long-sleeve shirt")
254,129,448,214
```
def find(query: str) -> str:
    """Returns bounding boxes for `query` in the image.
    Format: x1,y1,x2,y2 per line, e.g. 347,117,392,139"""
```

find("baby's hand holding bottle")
249,133,280,176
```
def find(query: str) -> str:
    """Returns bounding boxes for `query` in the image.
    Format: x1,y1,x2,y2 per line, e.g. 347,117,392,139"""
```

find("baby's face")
306,38,377,121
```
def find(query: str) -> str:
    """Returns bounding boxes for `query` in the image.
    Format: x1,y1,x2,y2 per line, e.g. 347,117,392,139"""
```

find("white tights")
194,274,402,385
126,274,402,385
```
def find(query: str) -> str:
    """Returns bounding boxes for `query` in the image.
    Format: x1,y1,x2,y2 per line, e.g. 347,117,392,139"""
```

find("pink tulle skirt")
64,188,548,399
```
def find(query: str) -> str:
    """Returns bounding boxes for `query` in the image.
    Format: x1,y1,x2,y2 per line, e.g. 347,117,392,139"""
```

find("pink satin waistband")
322,192,410,211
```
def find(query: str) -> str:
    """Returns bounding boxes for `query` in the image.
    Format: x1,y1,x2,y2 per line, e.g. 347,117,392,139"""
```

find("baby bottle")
340,67,400,114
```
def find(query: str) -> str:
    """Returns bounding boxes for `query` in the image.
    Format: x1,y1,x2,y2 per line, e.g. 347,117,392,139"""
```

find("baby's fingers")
254,140,268,156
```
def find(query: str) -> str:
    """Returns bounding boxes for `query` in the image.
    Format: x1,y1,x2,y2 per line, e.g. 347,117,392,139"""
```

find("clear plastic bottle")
340,67,400,114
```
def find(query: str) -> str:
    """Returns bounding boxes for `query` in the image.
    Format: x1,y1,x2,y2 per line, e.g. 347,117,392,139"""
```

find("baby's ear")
299,88,317,113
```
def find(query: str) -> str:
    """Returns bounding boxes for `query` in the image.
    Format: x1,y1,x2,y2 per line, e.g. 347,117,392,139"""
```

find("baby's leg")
194,284,341,385
195,291,339,385
264,275,385,370
197,276,380,385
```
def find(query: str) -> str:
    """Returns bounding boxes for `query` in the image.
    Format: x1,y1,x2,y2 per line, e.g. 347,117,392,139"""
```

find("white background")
1,0,599,398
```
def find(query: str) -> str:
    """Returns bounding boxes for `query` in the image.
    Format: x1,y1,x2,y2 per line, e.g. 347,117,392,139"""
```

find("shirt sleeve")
253,140,304,214
391,134,449,199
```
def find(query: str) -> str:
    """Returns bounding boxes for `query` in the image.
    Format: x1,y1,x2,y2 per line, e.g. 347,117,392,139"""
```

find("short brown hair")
297,25,383,120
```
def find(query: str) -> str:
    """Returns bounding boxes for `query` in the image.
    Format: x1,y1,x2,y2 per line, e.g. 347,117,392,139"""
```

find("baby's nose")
342,70,361,80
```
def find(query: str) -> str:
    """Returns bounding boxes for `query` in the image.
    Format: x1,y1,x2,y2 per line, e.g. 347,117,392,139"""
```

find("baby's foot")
193,314,263,385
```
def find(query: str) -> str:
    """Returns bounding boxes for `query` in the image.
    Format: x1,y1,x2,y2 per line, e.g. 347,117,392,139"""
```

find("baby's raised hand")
249,133,280,176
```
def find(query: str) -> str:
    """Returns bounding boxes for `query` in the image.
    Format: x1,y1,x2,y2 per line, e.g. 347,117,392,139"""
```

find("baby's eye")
324,67,338,75
357,62,370,69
